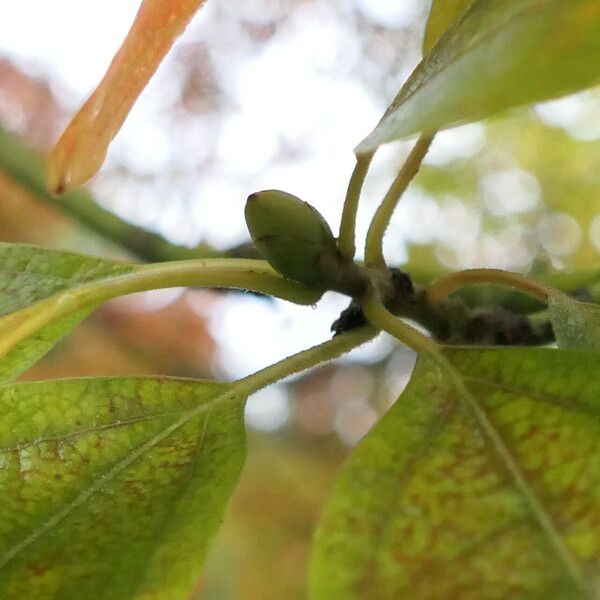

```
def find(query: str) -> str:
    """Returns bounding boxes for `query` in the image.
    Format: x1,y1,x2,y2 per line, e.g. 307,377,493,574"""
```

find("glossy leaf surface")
357,0,600,154
311,347,600,599
0,244,133,380
0,376,245,599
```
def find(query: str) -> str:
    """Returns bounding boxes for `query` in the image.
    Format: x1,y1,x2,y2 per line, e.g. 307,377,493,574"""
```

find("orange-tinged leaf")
47,0,206,194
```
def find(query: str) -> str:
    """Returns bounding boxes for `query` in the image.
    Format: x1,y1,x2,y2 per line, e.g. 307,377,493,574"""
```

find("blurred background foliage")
0,1,599,597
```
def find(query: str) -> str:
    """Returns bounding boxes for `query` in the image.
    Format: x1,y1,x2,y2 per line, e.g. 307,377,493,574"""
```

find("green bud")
245,189,337,285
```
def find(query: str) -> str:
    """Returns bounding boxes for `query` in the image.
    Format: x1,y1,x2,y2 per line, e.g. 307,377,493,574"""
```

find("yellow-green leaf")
357,0,600,155
549,292,600,350
423,0,473,54
311,347,600,599
0,376,245,599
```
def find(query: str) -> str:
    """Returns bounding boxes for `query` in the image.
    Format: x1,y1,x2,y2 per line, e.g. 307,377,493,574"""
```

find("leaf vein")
0,412,180,454
0,390,240,571
461,375,596,416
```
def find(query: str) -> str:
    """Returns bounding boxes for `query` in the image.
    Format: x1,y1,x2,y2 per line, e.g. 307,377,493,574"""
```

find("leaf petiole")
426,267,553,304
337,153,374,261
361,289,440,358
235,325,377,394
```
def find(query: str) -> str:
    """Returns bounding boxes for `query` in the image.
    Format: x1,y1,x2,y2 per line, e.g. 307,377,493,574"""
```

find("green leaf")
549,292,600,349
0,375,245,599
423,0,473,54
310,347,600,599
0,244,133,380
357,0,600,154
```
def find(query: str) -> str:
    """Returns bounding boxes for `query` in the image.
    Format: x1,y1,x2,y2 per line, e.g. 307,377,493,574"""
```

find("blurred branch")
0,125,223,262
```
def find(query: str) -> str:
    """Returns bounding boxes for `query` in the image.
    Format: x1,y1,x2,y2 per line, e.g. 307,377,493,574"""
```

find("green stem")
0,325,377,570
426,268,553,305
337,153,374,260
76,258,324,306
364,133,434,268
361,289,441,358
0,126,220,261
0,258,324,360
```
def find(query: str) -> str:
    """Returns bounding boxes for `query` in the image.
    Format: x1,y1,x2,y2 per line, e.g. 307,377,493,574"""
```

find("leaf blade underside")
0,376,246,600
549,293,600,350
310,347,600,599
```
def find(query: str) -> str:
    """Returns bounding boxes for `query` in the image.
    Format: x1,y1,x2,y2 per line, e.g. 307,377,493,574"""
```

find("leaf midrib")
0,263,134,317
454,366,591,597
0,411,180,454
